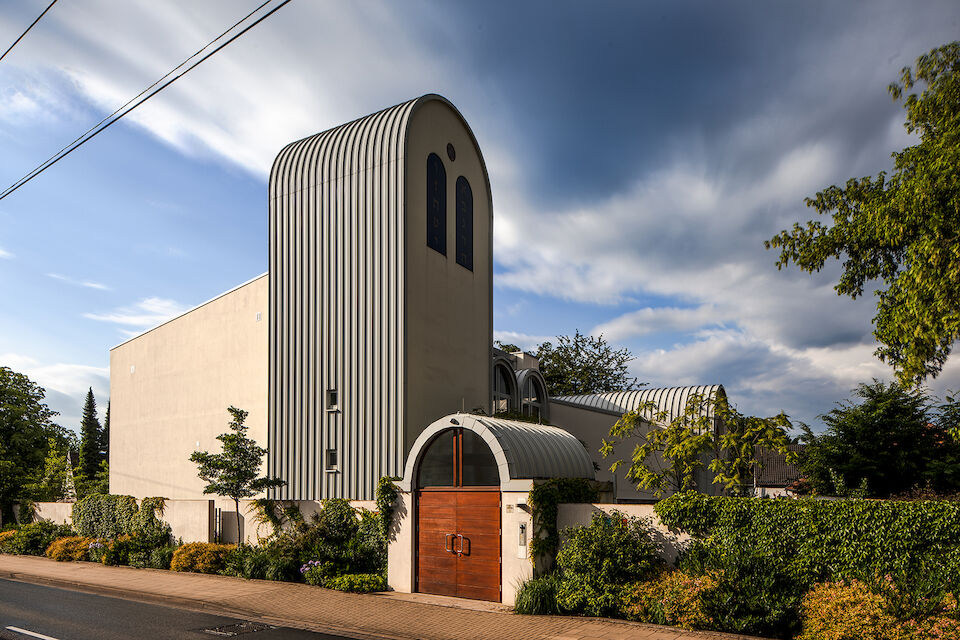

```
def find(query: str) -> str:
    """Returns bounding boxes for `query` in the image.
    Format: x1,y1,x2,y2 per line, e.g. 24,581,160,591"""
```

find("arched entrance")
415,427,501,601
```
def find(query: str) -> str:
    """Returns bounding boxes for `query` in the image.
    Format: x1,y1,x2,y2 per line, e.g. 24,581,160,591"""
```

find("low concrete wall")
557,503,690,564
33,502,73,525
164,500,214,543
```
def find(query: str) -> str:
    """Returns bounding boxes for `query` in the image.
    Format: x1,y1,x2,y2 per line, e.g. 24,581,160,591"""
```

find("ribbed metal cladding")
269,98,417,500
553,385,726,425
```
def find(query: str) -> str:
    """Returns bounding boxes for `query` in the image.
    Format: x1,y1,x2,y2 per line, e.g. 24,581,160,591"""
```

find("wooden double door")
417,489,501,602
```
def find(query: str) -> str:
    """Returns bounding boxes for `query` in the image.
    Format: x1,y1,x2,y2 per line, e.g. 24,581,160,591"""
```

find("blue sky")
2,0,959,432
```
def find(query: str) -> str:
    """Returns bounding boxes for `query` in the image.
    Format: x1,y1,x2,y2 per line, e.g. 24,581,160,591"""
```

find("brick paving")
0,555,767,640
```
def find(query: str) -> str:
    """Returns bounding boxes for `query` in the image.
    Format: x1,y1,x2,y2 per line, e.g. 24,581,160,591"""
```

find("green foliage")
26,438,72,502
555,511,660,617
5,520,73,555
0,367,67,523
78,387,102,483
800,381,960,497
656,492,960,592
527,478,598,567
514,573,561,615
170,542,235,573
604,391,796,497
766,41,960,386
494,341,521,353
72,494,137,538
323,572,386,593
190,406,284,541
375,476,400,539
148,546,174,570
535,330,636,397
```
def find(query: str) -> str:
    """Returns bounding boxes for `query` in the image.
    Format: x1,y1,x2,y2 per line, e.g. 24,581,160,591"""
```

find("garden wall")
557,503,690,563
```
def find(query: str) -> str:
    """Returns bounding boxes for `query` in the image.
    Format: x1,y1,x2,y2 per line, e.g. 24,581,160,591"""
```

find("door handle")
456,533,465,556
445,533,455,553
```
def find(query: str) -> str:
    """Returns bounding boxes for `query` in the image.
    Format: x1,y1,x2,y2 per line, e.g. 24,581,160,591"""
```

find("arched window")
493,363,515,413
455,176,473,270
417,428,499,488
522,377,545,420
426,153,446,255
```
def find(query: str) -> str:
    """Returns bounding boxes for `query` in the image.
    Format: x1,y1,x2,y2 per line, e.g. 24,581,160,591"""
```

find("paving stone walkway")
0,555,767,640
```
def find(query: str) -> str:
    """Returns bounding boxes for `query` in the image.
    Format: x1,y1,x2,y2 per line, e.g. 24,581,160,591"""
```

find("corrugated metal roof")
400,413,595,490
552,385,726,424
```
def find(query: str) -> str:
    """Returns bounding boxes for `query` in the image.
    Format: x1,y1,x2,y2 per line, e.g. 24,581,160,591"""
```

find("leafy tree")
494,340,521,353
190,406,285,542
26,438,73,502
603,392,795,497
0,367,64,523
766,42,960,386
535,330,637,396
799,381,960,497
78,387,102,482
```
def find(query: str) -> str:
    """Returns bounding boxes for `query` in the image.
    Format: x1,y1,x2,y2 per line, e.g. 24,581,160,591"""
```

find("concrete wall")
109,274,268,499
548,401,662,502
33,502,72,525
557,503,690,564
386,492,414,595
500,491,534,606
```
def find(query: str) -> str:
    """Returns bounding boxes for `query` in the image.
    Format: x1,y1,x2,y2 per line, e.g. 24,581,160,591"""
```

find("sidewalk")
0,555,765,640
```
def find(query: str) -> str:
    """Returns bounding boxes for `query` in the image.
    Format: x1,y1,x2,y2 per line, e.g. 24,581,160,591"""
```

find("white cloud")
48,273,111,290
493,330,553,351
0,246,12,259
84,297,188,330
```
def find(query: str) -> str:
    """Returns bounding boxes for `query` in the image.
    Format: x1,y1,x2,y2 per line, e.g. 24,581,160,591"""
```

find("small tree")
190,406,284,542
603,392,796,497
536,330,637,396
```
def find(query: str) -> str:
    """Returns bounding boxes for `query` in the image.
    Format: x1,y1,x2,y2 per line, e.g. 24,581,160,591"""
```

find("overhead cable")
0,0,58,63
0,0,292,202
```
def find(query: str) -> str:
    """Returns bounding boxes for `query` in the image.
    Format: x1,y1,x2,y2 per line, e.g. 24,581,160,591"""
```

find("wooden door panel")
457,582,500,602
416,491,457,597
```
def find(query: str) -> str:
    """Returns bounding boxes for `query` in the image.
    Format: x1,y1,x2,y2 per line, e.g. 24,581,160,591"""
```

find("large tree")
78,387,102,482
766,42,960,386
799,381,960,497
190,406,285,542
0,367,64,522
535,330,637,397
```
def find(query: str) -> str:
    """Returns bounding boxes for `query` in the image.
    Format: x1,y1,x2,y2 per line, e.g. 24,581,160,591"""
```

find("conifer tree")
100,400,110,465
78,388,101,481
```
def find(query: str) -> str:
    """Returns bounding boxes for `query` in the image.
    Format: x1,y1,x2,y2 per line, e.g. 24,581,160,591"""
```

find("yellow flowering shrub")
170,542,235,574
45,536,94,561
623,569,718,629
0,530,16,551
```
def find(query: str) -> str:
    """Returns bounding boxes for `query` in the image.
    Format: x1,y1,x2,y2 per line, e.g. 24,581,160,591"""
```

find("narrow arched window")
522,378,545,420
455,176,473,270
417,428,498,488
493,364,515,413
426,153,446,255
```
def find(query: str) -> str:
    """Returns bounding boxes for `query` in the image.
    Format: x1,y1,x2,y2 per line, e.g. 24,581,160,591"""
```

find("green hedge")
655,492,960,585
72,495,170,546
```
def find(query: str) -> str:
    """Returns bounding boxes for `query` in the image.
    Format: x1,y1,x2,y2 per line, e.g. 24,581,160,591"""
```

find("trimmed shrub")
324,572,385,593
5,521,73,556
555,511,660,617
514,574,561,615
171,542,235,574
72,495,139,538
655,493,960,586
624,569,717,629
45,536,94,561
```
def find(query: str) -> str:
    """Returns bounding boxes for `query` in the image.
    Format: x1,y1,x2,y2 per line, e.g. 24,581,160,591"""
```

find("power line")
0,0,58,63
0,0,292,202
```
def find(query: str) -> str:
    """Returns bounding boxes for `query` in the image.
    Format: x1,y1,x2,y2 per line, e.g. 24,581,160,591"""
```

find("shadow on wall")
556,503,689,565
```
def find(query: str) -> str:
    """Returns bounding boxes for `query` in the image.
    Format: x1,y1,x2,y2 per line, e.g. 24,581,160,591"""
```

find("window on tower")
426,153,446,255
455,176,473,271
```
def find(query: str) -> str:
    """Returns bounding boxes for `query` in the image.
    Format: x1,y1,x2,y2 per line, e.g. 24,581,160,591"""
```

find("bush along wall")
651,492,960,638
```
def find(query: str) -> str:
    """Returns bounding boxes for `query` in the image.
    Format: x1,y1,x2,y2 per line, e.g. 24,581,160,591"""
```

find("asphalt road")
0,578,354,640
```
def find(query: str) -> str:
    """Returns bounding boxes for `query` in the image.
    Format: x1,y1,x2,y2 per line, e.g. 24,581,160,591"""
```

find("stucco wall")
109,274,268,499
33,502,72,525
